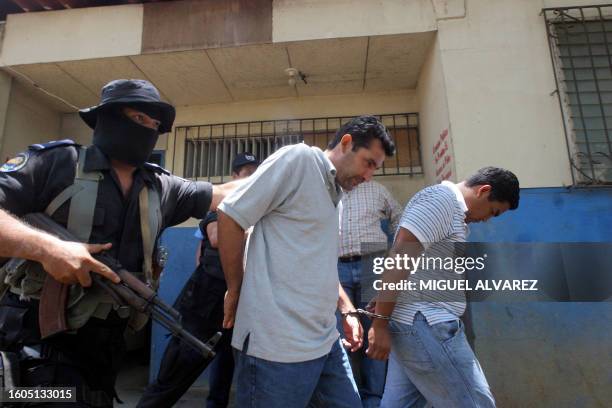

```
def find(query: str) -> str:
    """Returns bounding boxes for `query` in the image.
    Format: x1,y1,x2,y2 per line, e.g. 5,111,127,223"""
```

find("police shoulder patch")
0,152,30,172
144,162,171,175
28,139,77,151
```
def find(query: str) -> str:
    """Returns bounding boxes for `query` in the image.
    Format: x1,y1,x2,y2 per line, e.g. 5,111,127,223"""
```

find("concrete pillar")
0,70,13,161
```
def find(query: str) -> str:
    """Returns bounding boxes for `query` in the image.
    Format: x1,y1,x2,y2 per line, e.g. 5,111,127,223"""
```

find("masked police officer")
137,152,259,408
0,79,239,407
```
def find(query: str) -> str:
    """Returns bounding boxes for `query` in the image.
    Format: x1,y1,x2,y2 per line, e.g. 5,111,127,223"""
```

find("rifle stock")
25,213,219,359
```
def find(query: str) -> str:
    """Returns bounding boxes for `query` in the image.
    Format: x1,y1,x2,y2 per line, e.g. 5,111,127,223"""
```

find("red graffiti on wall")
433,128,453,182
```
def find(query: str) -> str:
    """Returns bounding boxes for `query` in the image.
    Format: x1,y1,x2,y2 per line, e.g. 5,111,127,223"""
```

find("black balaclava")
92,105,160,167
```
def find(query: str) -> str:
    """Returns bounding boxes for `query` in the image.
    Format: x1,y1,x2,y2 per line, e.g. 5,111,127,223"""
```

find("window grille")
175,113,421,183
544,4,612,184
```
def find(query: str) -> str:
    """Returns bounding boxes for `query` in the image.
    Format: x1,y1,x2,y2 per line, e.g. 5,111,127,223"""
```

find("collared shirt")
219,143,343,363
0,143,212,273
392,181,469,326
339,180,402,257
441,180,468,213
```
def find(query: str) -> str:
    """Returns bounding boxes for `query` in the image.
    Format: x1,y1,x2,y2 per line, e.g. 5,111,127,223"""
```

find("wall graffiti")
434,128,453,182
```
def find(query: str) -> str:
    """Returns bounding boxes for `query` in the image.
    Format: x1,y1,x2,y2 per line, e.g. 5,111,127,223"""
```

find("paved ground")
115,354,236,407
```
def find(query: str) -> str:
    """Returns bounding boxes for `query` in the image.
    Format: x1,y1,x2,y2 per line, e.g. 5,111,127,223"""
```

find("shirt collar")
321,152,338,185
441,180,468,213
83,144,111,172
83,144,155,186
311,146,342,206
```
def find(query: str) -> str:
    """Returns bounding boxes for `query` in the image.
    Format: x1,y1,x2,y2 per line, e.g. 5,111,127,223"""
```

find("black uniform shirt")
0,142,213,272
199,211,218,255
198,211,224,280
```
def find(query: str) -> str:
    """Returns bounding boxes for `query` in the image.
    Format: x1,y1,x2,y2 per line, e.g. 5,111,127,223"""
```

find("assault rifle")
23,213,220,359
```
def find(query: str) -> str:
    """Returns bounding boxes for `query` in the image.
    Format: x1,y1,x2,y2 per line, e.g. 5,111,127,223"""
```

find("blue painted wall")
150,227,206,384
152,187,612,406
467,187,612,407
469,187,612,243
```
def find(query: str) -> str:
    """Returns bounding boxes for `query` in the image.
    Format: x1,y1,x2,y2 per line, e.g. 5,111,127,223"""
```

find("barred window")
544,5,612,184
176,113,421,183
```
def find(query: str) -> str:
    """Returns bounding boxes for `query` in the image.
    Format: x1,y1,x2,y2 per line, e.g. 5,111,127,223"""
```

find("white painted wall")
0,5,143,66
417,34,453,185
1,82,61,160
174,90,417,128
3,0,586,191
434,0,574,187
0,70,12,158
60,113,93,146
272,0,437,42
378,174,426,207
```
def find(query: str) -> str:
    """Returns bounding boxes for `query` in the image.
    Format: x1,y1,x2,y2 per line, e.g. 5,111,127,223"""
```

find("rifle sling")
39,147,99,338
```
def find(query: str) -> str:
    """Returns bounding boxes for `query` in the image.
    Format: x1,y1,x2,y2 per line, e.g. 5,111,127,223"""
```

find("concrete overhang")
1,31,436,113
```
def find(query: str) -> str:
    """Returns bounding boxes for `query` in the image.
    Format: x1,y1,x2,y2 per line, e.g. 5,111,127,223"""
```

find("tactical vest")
1,144,162,331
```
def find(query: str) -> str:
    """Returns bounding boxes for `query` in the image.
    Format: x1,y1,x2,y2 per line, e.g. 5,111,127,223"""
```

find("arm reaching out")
210,179,247,211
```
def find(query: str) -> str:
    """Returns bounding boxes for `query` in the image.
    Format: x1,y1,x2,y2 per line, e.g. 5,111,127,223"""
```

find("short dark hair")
466,167,520,210
328,115,395,157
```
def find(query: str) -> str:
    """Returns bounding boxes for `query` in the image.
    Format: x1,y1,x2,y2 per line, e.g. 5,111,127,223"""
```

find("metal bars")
177,113,421,183
544,4,612,184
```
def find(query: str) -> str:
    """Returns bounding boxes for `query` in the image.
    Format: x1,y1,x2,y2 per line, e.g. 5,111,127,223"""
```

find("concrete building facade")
0,1,610,406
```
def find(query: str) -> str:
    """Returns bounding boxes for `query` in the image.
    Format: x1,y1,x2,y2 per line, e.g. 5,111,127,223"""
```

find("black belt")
338,255,362,263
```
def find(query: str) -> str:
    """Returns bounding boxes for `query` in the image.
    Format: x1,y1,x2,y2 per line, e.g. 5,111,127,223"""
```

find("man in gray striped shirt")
367,167,519,408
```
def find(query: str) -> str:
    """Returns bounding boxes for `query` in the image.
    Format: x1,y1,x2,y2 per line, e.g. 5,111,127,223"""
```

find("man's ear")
476,184,492,198
340,134,353,153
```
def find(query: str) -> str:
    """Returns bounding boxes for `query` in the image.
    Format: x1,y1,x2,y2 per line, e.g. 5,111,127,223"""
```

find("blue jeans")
381,313,495,408
337,260,387,408
234,337,360,407
207,341,235,408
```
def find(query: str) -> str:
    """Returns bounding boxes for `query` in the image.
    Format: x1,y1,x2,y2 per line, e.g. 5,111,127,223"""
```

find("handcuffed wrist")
372,317,391,327
342,309,358,318
342,309,391,321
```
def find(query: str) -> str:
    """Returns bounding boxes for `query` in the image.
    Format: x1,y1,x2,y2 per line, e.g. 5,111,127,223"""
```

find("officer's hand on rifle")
40,239,120,287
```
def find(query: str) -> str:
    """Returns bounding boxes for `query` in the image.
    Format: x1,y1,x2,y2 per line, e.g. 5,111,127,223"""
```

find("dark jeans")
137,269,233,408
0,291,127,407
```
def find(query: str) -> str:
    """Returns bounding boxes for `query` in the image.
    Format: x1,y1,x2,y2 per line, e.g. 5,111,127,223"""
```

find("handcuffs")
342,308,390,321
